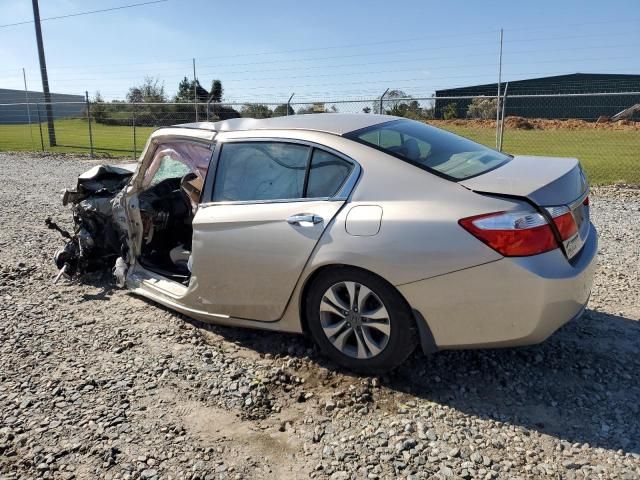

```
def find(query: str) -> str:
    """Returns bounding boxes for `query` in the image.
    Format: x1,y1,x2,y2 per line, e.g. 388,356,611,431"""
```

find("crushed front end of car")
47,164,134,282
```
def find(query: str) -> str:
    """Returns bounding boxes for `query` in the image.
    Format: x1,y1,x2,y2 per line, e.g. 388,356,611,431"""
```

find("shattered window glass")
149,155,191,187
143,142,212,189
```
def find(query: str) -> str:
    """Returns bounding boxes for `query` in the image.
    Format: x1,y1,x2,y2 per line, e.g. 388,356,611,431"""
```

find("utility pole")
193,58,198,122
495,28,503,149
32,0,56,146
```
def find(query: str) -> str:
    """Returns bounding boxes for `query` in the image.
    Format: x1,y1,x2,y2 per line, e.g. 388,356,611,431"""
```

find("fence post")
36,102,45,151
132,105,137,159
495,28,504,149
85,91,94,157
379,88,389,114
22,68,35,149
499,82,509,152
287,93,295,116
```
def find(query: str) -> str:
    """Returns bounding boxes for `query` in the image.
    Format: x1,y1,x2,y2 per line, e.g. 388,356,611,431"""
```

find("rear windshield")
345,119,510,180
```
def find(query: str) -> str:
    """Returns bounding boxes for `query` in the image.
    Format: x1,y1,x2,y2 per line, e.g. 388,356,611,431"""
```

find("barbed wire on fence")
0,91,638,184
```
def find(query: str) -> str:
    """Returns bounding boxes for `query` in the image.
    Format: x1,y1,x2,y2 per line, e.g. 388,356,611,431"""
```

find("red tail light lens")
545,206,578,241
459,210,558,257
583,196,590,206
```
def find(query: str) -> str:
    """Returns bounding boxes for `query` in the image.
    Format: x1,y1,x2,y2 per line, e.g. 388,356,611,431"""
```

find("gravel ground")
1,152,639,480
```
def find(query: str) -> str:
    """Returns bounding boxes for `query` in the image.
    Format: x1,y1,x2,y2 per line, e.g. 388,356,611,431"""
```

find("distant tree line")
90,77,311,126
90,77,243,126
371,90,435,120
90,79,495,125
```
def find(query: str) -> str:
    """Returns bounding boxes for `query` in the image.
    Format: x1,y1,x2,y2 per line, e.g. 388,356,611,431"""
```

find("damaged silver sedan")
50,114,597,373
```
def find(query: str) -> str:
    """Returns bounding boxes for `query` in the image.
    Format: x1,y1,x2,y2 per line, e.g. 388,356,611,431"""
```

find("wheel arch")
297,263,437,355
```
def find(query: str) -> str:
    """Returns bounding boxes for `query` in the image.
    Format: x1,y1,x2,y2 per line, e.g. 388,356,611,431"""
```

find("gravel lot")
1,152,639,480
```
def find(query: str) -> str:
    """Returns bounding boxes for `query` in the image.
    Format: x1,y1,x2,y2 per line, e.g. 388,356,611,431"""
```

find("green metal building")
434,73,640,120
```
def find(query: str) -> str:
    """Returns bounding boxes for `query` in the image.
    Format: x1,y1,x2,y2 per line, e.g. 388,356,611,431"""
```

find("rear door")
188,139,359,321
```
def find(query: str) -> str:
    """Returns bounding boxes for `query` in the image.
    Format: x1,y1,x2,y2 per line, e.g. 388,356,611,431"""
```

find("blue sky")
0,0,639,102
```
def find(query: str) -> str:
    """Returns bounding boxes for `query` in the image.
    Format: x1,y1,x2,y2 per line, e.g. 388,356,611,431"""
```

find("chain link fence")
1,92,638,184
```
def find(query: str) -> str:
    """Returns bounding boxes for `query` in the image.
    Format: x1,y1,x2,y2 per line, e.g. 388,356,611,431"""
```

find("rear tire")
305,267,417,374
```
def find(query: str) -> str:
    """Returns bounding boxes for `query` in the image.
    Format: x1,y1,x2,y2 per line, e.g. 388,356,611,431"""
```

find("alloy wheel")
319,281,391,359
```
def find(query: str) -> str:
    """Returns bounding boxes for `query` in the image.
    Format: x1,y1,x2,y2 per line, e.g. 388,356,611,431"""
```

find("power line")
165,17,640,62
0,0,169,28
3,21,638,73
23,50,638,86
5,31,638,80
45,68,637,97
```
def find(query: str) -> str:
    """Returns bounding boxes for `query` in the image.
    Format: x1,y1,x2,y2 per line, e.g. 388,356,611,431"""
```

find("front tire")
305,267,417,373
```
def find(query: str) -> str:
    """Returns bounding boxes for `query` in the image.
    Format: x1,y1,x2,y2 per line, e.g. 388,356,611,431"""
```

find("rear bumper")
398,222,598,349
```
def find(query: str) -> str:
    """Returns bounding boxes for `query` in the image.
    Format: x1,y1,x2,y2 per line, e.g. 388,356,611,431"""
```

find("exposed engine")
47,164,134,281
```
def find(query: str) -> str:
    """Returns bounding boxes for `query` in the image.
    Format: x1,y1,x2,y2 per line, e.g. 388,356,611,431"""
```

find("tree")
173,76,208,103
386,90,411,115
273,104,294,116
213,105,242,120
211,105,242,121
126,76,166,103
466,97,497,119
373,90,429,118
372,90,432,120
91,91,107,123
125,77,169,126
210,80,223,103
241,104,272,118
443,102,458,120
172,77,212,123
296,103,333,114
174,77,192,103
390,99,422,118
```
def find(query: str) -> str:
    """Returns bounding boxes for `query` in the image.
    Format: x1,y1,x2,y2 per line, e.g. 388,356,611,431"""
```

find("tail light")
545,206,578,241
459,210,557,257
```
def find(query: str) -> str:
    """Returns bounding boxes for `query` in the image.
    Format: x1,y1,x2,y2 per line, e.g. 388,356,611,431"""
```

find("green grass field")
0,118,154,158
0,118,638,184
439,125,639,185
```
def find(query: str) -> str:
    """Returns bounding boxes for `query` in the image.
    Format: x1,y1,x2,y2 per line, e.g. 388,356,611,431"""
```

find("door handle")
287,214,323,226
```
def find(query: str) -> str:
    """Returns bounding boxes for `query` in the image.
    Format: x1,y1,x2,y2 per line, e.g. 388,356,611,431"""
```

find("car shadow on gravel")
166,305,639,456
78,272,117,300
388,310,640,455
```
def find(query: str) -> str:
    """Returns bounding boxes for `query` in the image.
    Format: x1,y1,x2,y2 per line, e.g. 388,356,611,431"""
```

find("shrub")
443,102,458,120
466,97,497,119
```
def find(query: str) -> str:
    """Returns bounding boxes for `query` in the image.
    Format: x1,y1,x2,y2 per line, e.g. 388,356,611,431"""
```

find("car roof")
174,113,395,136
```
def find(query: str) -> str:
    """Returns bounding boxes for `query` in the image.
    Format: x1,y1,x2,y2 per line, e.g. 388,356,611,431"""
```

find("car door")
188,138,359,321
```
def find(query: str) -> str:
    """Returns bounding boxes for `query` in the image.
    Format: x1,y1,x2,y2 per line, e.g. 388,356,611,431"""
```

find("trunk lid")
459,155,587,206
460,155,590,260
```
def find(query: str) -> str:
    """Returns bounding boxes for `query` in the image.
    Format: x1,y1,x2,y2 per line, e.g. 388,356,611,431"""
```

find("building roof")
176,113,393,135
0,88,84,103
436,73,640,95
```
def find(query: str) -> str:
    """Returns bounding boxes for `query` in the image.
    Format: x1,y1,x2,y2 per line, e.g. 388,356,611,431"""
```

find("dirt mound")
430,117,640,131
504,116,536,130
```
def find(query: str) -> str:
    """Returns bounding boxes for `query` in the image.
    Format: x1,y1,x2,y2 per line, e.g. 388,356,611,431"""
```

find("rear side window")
306,150,353,198
346,119,509,180
213,142,308,202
